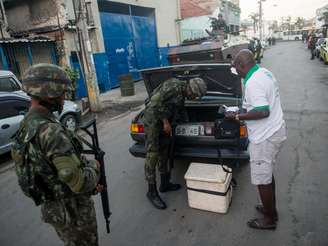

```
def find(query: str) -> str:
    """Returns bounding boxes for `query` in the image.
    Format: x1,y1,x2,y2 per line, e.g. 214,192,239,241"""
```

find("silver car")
0,70,81,155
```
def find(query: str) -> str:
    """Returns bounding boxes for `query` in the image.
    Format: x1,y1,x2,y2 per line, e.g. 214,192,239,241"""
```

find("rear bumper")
129,143,249,163
131,133,248,148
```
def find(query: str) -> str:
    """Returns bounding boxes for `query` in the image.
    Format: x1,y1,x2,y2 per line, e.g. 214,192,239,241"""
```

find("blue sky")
240,0,328,21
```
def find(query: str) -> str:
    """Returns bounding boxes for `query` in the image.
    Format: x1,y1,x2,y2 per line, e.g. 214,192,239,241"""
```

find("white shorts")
249,124,287,185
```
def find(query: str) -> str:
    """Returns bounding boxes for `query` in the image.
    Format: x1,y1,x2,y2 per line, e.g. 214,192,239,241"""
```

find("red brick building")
181,0,220,19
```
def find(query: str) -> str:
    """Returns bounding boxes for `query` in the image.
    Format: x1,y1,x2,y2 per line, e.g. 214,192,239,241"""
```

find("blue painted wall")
70,55,87,99
99,10,160,88
93,52,110,92
71,52,111,99
101,12,136,88
158,47,170,67
132,15,160,69
0,46,9,70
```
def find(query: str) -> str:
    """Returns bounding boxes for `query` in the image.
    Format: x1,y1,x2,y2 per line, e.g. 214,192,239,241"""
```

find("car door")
320,41,326,59
0,97,30,154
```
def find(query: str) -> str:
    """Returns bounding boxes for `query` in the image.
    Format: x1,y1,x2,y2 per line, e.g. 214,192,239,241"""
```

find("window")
0,98,30,120
0,77,21,92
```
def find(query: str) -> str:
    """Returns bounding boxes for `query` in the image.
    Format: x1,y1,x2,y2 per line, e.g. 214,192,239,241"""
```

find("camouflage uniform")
143,78,187,184
11,64,100,246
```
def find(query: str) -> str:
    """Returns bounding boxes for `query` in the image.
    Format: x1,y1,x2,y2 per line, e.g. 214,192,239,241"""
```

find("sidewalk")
100,80,148,105
93,80,148,120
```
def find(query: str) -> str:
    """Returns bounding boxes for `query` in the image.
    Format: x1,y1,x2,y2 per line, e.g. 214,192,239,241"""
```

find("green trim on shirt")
243,64,260,86
252,105,270,111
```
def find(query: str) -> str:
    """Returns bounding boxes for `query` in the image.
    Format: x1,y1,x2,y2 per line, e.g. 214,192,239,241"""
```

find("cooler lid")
184,163,231,183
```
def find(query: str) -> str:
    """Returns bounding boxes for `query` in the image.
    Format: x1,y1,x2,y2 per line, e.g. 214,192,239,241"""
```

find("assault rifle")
169,124,176,170
78,117,111,234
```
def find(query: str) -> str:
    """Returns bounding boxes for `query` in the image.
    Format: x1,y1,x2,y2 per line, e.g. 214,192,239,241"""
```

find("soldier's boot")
147,183,167,209
159,173,181,193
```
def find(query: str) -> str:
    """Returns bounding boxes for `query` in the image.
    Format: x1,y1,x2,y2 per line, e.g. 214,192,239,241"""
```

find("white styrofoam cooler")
184,163,232,213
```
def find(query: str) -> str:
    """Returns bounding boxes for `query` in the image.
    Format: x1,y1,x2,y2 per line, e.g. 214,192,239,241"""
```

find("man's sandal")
247,218,277,230
255,205,279,222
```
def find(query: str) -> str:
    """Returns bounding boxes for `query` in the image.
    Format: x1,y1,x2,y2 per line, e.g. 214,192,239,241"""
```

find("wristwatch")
235,114,239,121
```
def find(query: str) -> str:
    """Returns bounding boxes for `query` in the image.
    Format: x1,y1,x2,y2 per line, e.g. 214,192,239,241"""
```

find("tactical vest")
11,111,81,206
144,79,186,123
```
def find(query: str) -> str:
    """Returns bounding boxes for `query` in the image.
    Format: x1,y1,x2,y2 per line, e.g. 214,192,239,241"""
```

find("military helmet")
22,63,71,98
187,77,207,98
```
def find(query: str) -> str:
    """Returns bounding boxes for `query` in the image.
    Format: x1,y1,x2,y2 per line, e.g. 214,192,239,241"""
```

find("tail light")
239,125,248,137
131,123,144,133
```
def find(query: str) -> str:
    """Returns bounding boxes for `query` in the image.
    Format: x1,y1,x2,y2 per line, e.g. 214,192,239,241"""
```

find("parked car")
315,38,326,58
0,92,30,155
0,70,81,155
319,38,328,64
0,70,81,129
129,64,249,166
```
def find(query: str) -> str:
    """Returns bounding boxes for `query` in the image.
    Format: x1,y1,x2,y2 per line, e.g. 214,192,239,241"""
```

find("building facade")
179,0,240,42
316,4,328,36
1,0,180,98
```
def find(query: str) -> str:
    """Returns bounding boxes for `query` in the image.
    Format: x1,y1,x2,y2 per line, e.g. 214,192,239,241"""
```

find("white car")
0,70,81,155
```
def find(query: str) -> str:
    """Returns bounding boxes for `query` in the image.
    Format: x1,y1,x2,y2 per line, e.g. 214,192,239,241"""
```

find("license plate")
175,125,201,136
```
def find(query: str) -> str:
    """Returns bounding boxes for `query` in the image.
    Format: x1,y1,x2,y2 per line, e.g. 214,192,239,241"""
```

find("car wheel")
60,113,77,131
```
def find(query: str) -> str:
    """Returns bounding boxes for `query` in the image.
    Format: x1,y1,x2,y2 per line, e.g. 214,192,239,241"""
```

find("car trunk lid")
141,64,242,99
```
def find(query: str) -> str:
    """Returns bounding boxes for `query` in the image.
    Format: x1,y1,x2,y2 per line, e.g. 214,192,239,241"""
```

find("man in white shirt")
226,49,286,230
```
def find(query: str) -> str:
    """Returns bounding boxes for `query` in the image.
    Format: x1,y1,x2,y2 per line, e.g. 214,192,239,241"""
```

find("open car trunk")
141,64,242,99
129,63,249,163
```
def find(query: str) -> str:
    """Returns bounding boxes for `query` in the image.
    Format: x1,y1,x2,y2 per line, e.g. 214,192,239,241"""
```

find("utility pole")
73,0,102,112
259,0,265,40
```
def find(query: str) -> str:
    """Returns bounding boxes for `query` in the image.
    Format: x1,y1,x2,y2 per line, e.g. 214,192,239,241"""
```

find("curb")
96,105,143,129
0,162,14,174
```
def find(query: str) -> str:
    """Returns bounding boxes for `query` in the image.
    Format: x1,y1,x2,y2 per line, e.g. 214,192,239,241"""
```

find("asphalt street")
1,41,328,246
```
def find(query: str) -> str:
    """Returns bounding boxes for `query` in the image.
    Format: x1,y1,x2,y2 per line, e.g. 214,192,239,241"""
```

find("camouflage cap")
22,63,71,98
187,77,207,98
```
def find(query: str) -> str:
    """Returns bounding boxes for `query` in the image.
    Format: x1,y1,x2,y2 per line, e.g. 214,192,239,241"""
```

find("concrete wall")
180,16,210,41
180,0,240,42
5,0,105,63
217,0,240,27
107,0,180,47
6,0,63,33
316,4,328,30
181,0,218,19
89,0,105,53
61,0,106,67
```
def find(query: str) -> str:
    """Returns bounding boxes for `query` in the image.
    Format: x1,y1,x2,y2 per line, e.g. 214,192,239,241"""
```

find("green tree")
294,17,305,30
269,21,279,32
280,16,292,32
249,13,259,34
319,10,328,37
319,10,328,24
286,16,292,31
64,66,80,101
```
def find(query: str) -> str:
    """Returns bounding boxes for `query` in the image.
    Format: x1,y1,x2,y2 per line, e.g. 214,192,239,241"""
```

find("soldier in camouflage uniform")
11,64,101,246
143,77,207,209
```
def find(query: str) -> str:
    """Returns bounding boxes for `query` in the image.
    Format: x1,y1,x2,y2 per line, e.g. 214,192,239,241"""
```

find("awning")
0,38,55,44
